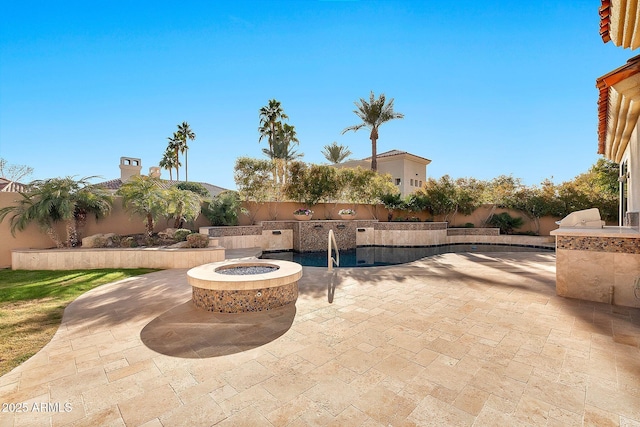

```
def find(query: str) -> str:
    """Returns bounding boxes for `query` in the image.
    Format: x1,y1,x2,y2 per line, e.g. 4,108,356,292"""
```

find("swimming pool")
260,244,554,267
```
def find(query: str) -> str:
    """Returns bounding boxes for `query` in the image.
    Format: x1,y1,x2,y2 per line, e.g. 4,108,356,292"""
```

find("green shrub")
203,191,241,226
174,229,192,241
120,236,137,248
487,212,524,235
174,182,210,198
186,233,209,248
91,236,107,248
464,222,475,228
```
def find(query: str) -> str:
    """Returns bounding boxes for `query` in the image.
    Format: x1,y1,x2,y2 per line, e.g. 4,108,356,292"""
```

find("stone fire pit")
187,259,302,313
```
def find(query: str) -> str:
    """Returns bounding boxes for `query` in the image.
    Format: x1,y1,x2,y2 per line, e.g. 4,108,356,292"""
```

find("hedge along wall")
238,201,563,235
0,193,211,269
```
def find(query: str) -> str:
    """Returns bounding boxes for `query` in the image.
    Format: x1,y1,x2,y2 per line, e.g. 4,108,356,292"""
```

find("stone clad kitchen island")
551,225,640,308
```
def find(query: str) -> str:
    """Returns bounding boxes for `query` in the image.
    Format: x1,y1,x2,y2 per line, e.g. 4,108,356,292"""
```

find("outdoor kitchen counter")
550,225,640,237
551,226,640,308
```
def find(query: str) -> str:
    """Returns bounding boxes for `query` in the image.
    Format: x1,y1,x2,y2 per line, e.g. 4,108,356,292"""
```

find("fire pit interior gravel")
187,259,302,313
216,265,279,275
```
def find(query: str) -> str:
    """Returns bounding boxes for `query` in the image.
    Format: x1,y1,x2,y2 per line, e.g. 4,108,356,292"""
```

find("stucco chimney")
119,157,142,182
149,166,161,179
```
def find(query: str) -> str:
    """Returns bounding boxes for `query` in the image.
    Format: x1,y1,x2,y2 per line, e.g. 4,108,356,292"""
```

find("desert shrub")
119,236,138,248
487,212,524,235
91,236,107,248
464,222,475,228
174,229,192,241
203,191,241,226
186,233,209,248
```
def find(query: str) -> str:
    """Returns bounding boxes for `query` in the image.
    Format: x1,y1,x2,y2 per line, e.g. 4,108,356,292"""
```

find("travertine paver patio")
1,251,639,426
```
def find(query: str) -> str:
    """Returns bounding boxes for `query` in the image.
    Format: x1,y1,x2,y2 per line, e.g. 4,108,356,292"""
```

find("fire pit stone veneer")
187,259,302,313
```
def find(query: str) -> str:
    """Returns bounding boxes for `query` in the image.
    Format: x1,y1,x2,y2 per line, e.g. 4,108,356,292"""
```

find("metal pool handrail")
328,229,340,271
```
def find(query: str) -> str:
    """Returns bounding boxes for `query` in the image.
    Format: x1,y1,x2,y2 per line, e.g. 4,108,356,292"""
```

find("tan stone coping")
550,226,640,238
187,259,302,291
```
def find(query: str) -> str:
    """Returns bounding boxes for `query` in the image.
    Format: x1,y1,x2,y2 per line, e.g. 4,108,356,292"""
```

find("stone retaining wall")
11,247,225,270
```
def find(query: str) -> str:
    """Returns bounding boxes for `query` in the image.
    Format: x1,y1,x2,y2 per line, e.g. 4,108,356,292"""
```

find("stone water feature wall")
292,220,378,252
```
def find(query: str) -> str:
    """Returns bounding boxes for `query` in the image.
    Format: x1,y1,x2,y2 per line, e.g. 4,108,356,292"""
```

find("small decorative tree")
165,186,202,228
285,164,339,209
117,176,166,238
234,157,275,223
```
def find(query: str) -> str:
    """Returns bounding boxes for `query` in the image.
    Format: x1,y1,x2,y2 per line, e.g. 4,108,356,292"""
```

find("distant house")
0,177,27,193
97,157,228,198
334,149,431,197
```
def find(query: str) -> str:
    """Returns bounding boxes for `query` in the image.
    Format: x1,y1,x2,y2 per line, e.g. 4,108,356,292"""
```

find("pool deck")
1,251,639,426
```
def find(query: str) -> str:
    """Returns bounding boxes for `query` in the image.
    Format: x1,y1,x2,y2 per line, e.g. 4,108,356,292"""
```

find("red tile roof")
363,149,432,163
599,0,612,44
595,54,640,154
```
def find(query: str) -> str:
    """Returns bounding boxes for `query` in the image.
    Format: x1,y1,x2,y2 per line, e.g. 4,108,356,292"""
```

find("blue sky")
0,1,633,190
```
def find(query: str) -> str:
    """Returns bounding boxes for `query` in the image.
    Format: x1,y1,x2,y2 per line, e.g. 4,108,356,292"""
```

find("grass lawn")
0,268,157,376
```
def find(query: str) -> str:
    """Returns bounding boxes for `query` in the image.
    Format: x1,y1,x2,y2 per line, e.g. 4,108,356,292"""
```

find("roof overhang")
600,0,640,49
597,54,640,162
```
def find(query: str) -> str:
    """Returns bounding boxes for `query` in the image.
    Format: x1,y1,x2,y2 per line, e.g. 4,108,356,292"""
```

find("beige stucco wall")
376,157,427,197
623,122,640,213
0,193,211,269
239,201,385,224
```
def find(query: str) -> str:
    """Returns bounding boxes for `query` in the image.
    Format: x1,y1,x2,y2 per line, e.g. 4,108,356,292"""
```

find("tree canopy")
342,91,404,171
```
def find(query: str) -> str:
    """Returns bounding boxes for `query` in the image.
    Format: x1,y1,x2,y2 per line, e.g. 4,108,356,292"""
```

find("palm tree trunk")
66,221,78,247
371,136,378,172
146,213,154,237
46,227,65,248
185,149,188,182
175,148,180,181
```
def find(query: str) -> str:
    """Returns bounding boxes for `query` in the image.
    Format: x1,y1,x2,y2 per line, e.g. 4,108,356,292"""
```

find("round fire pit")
187,260,302,313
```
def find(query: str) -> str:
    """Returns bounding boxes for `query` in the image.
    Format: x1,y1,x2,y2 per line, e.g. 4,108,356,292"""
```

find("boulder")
158,228,180,239
82,233,116,248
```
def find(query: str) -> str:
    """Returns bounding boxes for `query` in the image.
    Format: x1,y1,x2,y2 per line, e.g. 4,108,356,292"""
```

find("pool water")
260,244,554,267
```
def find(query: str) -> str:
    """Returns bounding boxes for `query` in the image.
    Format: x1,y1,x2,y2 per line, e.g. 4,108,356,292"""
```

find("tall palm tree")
322,142,352,164
167,132,182,181
0,177,113,247
159,148,179,181
342,91,404,171
176,121,196,182
259,99,288,153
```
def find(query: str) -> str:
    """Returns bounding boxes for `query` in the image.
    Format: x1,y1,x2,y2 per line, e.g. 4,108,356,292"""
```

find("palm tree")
159,148,179,181
0,177,113,247
165,186,202,228
259,99,288,153
262,124,302,185
322,142,352,164
72,183,114,244
166,132,182,181
342,91,404,171
176,121,196,182
117,175,166,237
